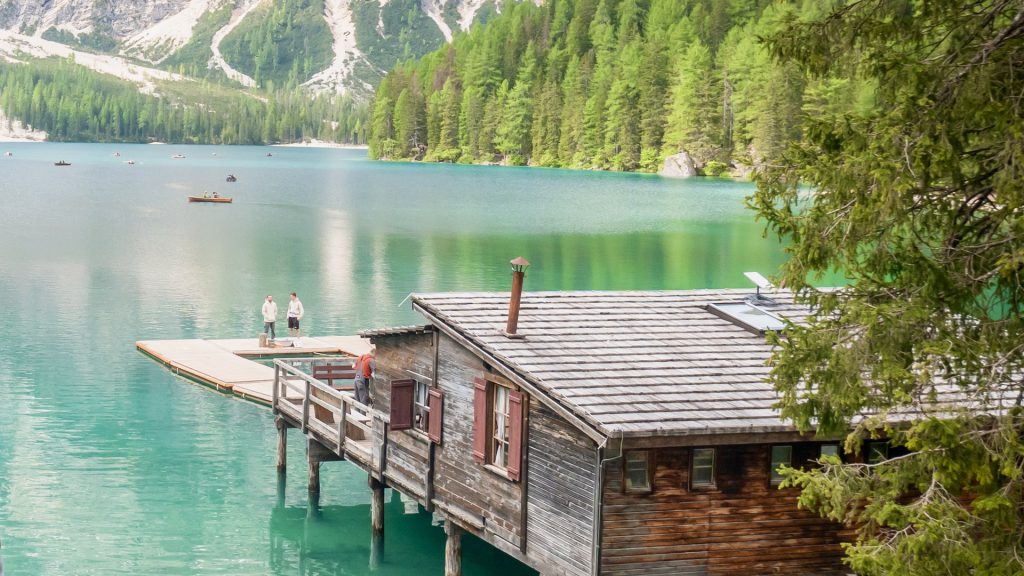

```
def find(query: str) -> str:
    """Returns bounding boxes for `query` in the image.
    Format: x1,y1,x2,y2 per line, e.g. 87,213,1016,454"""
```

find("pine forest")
368,0,874,174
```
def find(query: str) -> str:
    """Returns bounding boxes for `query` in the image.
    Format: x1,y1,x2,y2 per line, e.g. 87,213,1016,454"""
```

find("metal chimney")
504,257,530,338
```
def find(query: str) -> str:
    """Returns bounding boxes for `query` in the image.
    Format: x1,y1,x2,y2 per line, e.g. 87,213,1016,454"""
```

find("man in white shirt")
287,292,305,338
262,295,278,340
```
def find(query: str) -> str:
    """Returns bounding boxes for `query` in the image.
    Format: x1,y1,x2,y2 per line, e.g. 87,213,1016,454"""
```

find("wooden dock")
137,336,371,404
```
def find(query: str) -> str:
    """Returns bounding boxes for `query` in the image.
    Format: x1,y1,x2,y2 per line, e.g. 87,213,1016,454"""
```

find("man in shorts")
287,292,304,338
261,295,277,340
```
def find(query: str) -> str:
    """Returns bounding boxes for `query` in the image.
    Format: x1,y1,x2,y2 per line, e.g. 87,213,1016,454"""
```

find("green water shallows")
0,143,787,575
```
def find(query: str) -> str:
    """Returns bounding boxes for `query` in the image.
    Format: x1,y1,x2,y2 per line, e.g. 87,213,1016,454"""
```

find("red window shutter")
472,378,487,463
507,390,524,481
427,388,444,444
390,379,415,431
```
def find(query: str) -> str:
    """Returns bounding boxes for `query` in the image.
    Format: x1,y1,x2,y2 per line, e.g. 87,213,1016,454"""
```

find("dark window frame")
770,445,793,485
691,447,716,489
623,450,655,494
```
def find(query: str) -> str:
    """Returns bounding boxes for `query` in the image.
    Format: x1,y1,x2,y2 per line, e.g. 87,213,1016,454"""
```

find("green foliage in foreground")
369,0,873,173
0,58,369,145
751,1,1024,574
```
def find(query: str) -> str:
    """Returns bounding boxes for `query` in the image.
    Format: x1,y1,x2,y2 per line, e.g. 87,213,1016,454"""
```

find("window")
820,444,840,459
391,379,443,442
691,448,715,487
473,377,524,481
624,451,652,493
413,380,430,432
867,441,888,464
770,445,792,485
492,384,512,468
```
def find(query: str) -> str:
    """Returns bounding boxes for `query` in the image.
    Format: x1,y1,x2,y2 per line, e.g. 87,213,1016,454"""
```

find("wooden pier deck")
137,336,370,404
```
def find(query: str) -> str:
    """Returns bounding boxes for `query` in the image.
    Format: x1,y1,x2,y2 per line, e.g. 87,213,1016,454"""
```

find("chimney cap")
510,256,530,272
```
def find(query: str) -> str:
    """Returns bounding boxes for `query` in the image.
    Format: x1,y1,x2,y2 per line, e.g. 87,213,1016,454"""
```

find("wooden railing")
272,358,388,474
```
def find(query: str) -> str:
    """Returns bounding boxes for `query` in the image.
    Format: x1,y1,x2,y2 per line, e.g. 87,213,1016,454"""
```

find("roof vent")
707,302,786,335
743,271,777,306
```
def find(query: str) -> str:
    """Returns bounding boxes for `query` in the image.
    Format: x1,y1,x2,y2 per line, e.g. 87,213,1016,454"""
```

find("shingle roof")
411,289,808,438
360,325,434,338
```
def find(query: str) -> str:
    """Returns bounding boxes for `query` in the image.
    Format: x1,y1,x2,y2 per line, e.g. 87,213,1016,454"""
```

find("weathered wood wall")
526,402,597,576
601,444,847,576
432,332,524,548
372,332,434,502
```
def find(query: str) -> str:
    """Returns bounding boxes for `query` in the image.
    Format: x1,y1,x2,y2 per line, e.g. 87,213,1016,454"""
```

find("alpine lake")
0,143,797,575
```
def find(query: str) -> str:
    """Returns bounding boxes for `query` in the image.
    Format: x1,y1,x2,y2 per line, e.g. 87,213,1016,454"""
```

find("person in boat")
203,191,210,198
212,191,219,198
287,292,304,339
353,348,375,405
261,295,278,341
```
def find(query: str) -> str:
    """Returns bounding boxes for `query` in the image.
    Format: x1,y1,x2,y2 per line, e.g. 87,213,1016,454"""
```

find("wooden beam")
444,520,462,576
276,417,288,473
413,303,607,444
370,475,385,537
619,430,831,449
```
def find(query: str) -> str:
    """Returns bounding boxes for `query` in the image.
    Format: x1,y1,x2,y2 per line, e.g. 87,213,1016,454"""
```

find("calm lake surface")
0,143,790,575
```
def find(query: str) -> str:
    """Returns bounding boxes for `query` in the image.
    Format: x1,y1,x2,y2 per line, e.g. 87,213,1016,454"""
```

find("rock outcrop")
659,151,698,178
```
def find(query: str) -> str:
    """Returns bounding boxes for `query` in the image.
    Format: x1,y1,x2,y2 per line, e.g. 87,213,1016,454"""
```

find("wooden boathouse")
272,284,851,575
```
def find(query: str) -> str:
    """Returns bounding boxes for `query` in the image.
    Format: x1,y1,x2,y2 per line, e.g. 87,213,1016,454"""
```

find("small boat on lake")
172,154,186,159
188,195,232,203
226,174,237,182
54,160,71,166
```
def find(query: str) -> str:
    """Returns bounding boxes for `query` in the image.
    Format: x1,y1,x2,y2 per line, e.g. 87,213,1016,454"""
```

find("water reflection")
268,490,533,576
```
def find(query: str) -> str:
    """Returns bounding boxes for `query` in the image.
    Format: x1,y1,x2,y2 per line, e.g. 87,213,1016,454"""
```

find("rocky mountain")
0,0,496,98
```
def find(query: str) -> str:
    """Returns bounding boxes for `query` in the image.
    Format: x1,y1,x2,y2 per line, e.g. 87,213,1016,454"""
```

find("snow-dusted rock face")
0,0,499,96
0,0,190,39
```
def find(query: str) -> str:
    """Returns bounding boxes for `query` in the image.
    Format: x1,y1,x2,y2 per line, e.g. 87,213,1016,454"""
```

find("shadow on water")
269,489,537,576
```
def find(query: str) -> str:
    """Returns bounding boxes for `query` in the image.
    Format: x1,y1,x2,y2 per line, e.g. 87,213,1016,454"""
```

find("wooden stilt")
276,470,286,509
276,417,288,473
369,476,385,537
308,458,320,494
444,520,462,576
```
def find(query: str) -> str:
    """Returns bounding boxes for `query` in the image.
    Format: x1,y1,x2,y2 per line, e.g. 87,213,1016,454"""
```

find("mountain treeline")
368,0,874,173
218,0,333,89
0,58,369,144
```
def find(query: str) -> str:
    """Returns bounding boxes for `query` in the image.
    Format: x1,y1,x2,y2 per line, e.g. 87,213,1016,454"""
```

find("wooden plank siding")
525,402,597,576
600,445,847,576
371,332,435,504
431,332,524,548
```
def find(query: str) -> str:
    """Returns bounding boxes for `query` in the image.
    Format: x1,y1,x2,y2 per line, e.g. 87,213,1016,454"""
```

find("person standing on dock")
354,348,375,405
262,295,278,340
287,292,304,338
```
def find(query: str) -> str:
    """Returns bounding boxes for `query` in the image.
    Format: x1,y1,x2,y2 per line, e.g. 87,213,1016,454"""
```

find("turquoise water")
0,143,788,575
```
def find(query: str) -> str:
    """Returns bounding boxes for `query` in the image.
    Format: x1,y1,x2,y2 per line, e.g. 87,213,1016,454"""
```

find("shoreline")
272,140,368,149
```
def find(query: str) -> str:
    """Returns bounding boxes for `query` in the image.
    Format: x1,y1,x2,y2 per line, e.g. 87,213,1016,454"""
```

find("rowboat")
188,196,233,203
54,160,71,166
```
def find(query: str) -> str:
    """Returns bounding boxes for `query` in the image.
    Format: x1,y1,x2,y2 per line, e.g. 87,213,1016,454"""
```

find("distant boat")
265,152,273,157
188,195,232,203
3,152,11,157
125,160,136,165
54,160,71,166
226,174,237,182
172,154,186,159
114,152,120,157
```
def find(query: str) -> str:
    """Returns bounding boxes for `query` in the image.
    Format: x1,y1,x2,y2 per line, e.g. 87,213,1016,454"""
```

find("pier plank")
136,335,365,406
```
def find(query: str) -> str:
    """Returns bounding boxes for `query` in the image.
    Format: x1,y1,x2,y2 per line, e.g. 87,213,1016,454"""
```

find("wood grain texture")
600,444,848,576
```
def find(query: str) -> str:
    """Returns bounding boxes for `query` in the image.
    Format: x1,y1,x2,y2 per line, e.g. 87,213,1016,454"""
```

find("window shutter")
507,390,524,481
472,378,487,463
427,388,444,444
390,379,415,431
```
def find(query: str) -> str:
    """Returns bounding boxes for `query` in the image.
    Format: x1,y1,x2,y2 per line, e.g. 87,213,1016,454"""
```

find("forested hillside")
368,0,874,174
0,58,368,144
218,0,334,89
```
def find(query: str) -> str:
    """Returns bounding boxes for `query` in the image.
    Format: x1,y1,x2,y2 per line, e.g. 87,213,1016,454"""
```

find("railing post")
337,399,347,455
273,362,281,409
301,378,311,434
